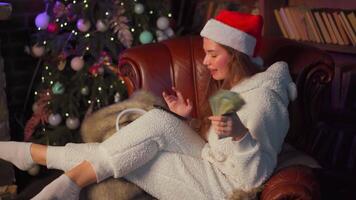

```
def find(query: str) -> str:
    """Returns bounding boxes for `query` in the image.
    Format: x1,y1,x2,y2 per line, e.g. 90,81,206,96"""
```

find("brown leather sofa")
118,35,334,200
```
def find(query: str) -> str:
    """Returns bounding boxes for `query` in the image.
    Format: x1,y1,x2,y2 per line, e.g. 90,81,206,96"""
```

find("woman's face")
203,38,232,80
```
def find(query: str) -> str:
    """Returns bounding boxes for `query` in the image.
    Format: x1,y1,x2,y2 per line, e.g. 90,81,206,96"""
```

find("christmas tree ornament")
52,82,65,94
96,19,109,32
53,1,65,18
27,164,40,176
134,3,145,14
32,103,38,113
156,16,170,30
77,18,91,32
70,56,84,71
114,92,121,102
66,117,80,130
139,30,153,44
48,113,62,126
35,12,50,29
31,44,45,57
81,86,89,96
164,27,175,37
47,22,59,33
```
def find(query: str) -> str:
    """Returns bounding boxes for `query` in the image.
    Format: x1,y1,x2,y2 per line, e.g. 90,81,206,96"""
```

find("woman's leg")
0,141,102,173
33,108,207,199
96,108,206,181
32,160,97,200
125,152,236,200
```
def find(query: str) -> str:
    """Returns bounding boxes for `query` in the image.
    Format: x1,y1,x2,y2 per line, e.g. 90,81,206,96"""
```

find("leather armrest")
260,165,320,200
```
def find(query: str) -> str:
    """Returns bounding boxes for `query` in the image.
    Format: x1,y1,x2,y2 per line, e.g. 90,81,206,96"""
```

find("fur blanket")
80,90,260,200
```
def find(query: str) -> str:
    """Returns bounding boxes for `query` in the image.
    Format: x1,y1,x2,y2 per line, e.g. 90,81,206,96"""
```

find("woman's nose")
203,55,209,65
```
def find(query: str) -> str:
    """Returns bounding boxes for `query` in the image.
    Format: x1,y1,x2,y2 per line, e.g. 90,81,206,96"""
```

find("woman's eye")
211,55,217,58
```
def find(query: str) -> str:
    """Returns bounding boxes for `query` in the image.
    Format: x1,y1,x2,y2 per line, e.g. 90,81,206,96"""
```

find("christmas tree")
25,0,175,146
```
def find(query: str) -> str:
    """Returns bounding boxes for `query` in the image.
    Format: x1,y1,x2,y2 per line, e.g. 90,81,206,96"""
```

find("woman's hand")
162,87,193,118
209,113,248,141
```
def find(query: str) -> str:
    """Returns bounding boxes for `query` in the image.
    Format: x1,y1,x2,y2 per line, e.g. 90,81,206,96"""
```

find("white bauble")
31,44,45,57
96,20,108,32
48,113,62,126
157,35,168,42
77,19,91,32
32,103,38,113
164,27,175,37
134,3,145,14
156,16,170,30
70,56,84,71
35,12,50,29
66,117,80,130
27,164,40,176
80,86,89,96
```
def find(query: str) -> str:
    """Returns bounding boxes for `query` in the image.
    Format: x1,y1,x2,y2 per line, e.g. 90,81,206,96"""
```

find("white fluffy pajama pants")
51,109,236,200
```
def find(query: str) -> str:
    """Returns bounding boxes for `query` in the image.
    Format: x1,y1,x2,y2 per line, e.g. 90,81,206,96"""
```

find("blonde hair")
198,44,262,139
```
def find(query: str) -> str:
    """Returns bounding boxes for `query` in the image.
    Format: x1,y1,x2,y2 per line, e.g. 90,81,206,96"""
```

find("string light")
98,87,102,91
131,28,135,32
64,22,68,26
97,99,101,103
120,2,124,6
50,81,54,85
48,72,52,76
73,0,77,4
45,66,49,70
85,4,88,8
41,77,45,82
38,27,41,31
110,85,113,88
34,91,38,95
85,33,90,38
43,41,47,45
88,100,92,104
65,113,69,117
149,10,154,14
110,37,114,41
168,13,172,18
46,92,50,96
56,18,60,22
105,12,110,16
86,46,90,51
60,24,64,28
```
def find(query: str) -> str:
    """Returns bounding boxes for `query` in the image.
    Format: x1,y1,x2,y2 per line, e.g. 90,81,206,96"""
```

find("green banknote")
209,89,245,115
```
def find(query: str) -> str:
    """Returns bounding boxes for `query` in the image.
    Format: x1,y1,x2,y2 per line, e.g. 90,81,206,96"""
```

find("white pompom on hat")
200,10,264,65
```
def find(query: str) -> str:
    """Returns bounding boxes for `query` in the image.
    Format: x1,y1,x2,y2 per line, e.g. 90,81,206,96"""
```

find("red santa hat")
200,10,264,65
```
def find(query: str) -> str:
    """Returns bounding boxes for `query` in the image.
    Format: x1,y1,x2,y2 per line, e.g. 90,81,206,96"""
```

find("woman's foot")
31,174,81,200
0,141,35,170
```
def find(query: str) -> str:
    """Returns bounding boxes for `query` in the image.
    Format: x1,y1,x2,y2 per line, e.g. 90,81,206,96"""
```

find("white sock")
0,141,34,170
31,174,81,200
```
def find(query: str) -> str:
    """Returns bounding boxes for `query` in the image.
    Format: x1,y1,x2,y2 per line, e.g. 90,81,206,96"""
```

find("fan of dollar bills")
209,90,245,115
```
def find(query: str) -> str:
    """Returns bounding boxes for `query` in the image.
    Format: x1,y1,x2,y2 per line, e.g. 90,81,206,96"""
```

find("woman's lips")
210,69,217,76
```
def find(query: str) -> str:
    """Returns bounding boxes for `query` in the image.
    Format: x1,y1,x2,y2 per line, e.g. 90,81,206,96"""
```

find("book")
279,8,297,40
346,12,356,34
305,10,323,43
332,11,350,45
314,11,332,44
290,7,309,41
321,11,338,44
274,9,290,39
339,11,356,45
327,12,345,45
284,7,301,40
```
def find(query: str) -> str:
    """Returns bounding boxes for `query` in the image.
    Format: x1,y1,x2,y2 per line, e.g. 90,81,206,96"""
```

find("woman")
0,10,297,200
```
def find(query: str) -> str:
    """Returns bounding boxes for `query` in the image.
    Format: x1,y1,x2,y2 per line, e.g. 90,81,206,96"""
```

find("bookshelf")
261,0,356,55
